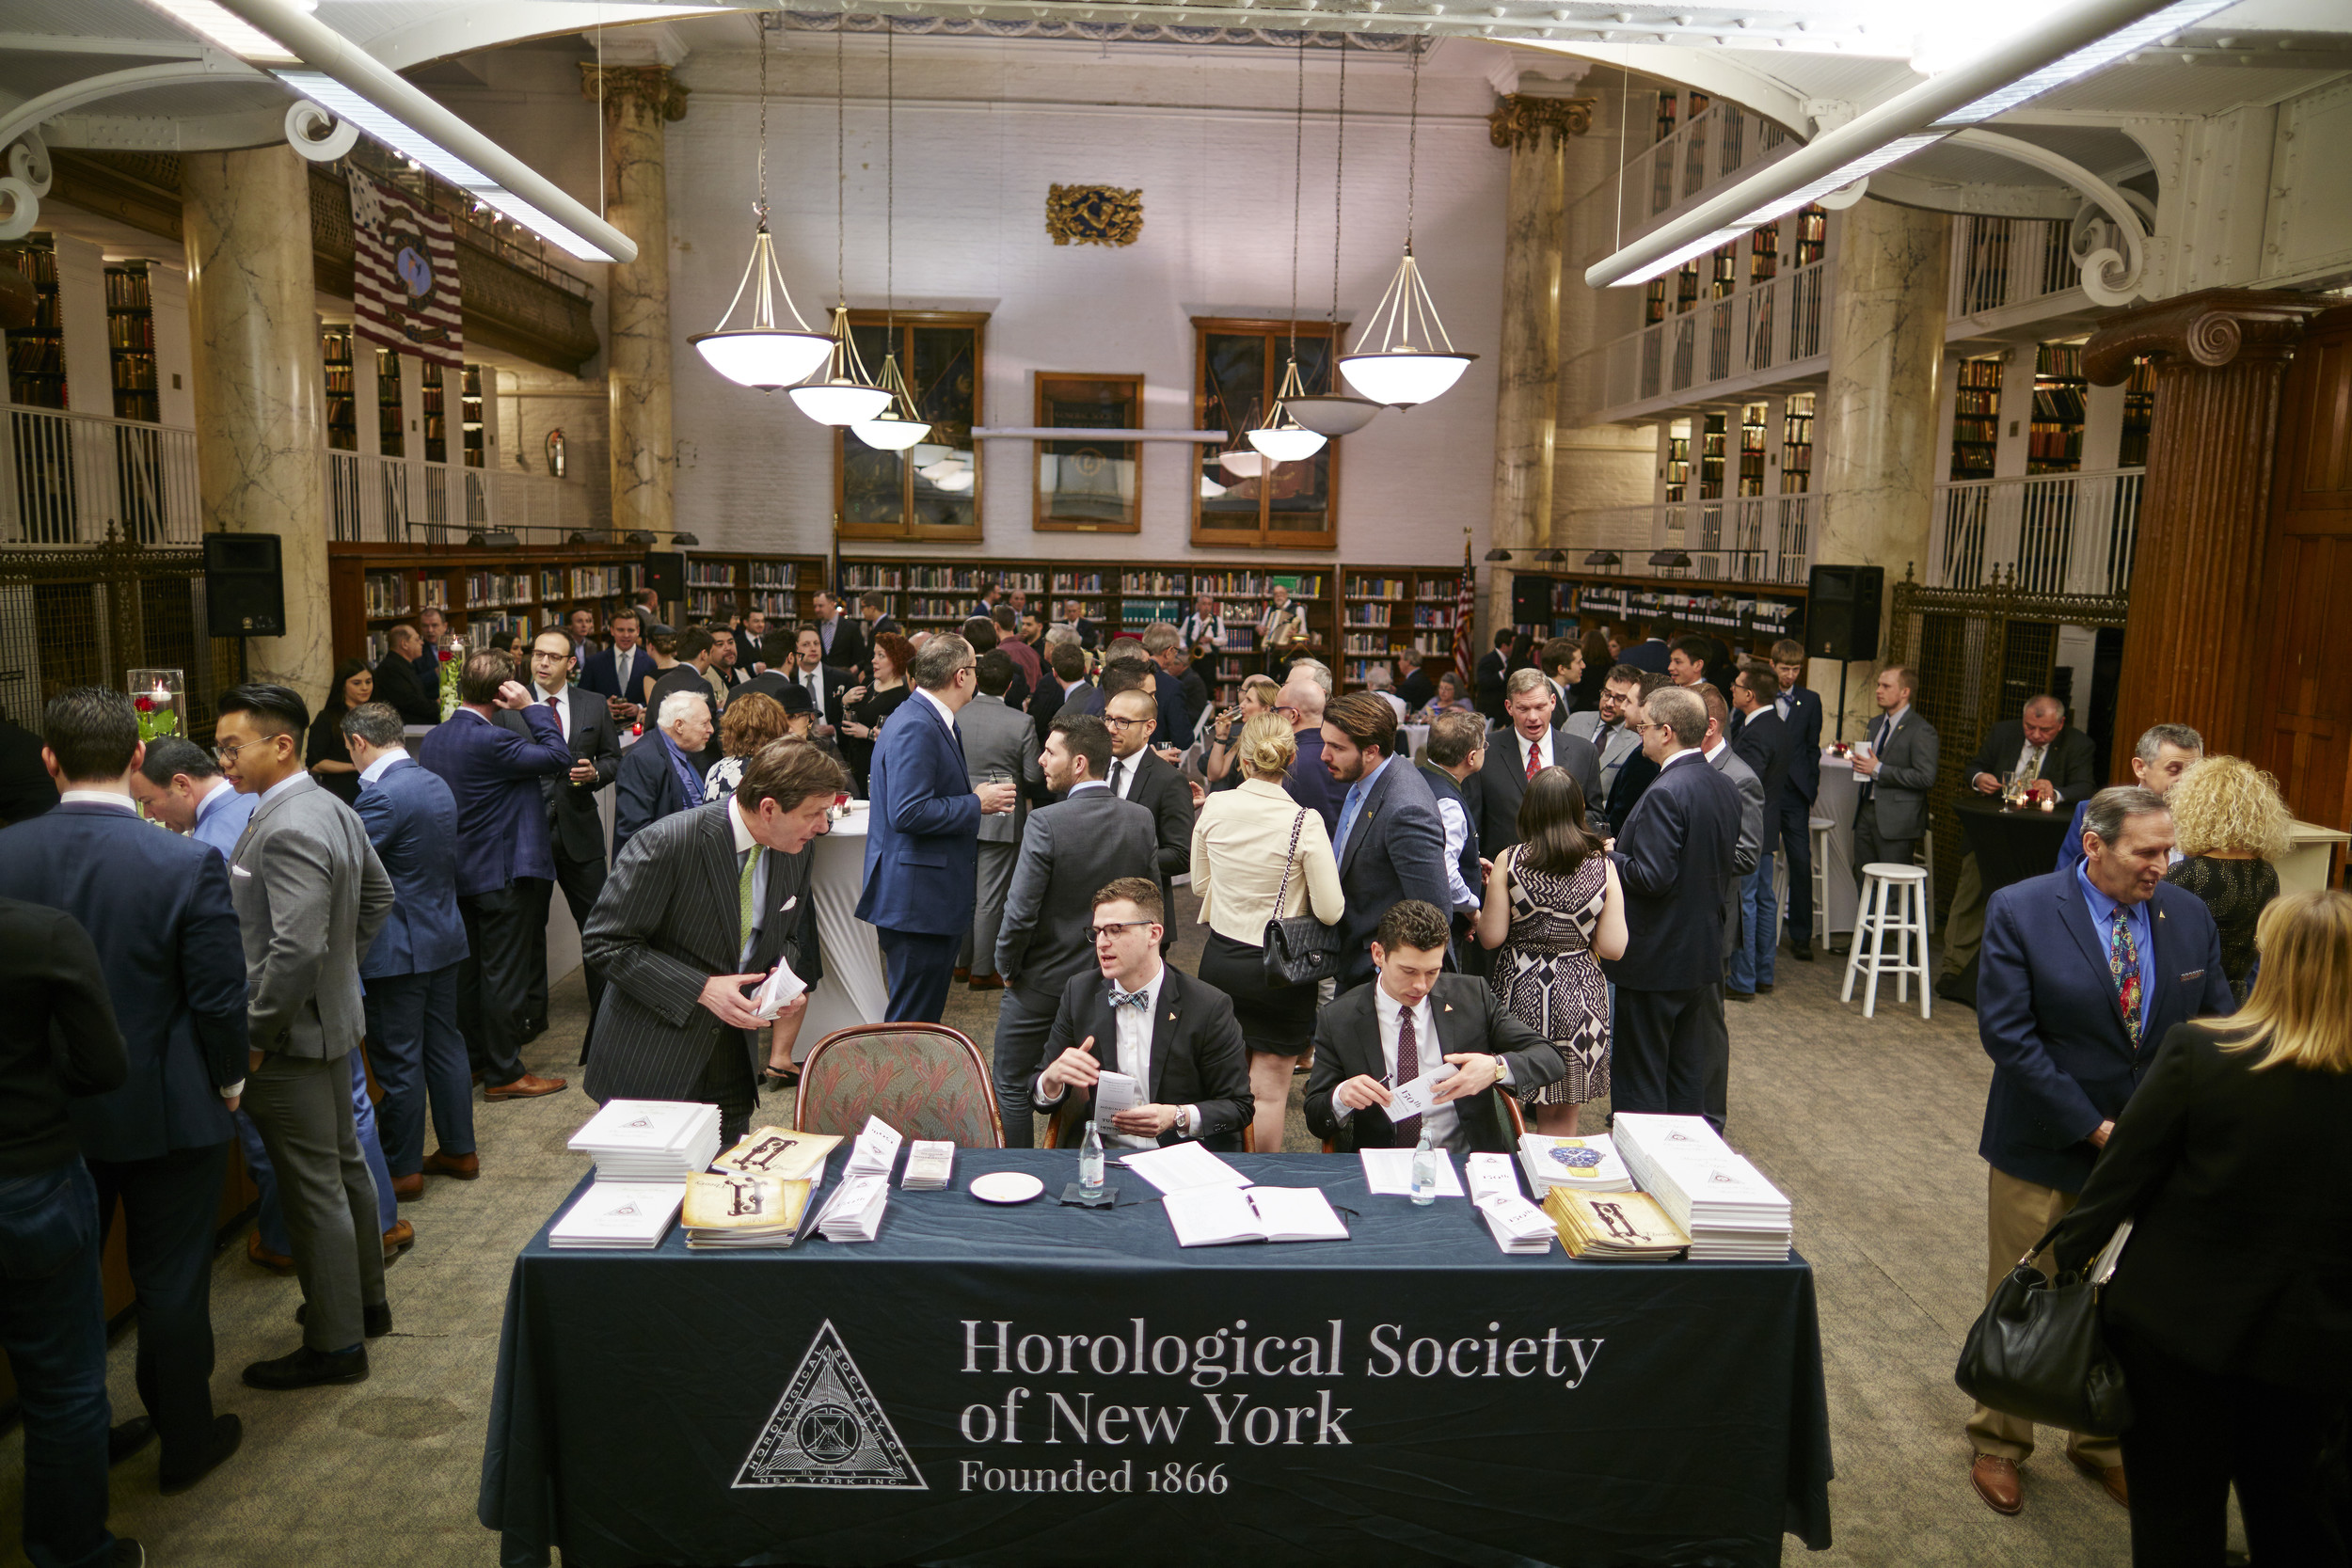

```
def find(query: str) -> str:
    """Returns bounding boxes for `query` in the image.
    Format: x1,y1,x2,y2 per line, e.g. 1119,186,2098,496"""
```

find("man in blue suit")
1965,784,2234,1518
0,689,249,1492
856,633,1018,1022
1768,641,1825,959
1321,692,1453,990
418,649,572,1101
1617,620,1673,675
2053,722,2202,878
577,606,651,725
342,705,475,1196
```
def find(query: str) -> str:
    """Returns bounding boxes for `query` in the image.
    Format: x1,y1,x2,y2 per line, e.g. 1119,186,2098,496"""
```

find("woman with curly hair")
703,690,791,804
2163,755,2294,1003
837,629,914,795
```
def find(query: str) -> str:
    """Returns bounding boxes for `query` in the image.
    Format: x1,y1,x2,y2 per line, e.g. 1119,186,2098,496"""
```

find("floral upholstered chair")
792,1023,1005,1147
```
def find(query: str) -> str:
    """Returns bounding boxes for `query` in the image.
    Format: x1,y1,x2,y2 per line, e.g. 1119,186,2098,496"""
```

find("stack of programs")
548,1182,685,1249
1517,1133,1635,1195
567,1100,723,1184
1543,1188,1691,1260
843,1117,904,1180
682,1171,813,1249
1473,1192,1556,1255
1609,1113,1793,1261
712,1126,840,1187
816,1174,890,1243
900,1141,955,1191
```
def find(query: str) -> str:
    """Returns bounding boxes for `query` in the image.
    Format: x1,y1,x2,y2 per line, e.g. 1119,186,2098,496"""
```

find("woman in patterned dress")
1475,767,1627,1135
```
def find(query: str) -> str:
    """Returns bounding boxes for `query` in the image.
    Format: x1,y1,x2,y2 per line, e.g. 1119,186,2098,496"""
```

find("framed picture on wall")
1034,372,1142,533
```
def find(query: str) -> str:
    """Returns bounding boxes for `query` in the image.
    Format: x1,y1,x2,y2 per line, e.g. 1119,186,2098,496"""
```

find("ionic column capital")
1487,95,1595,152
2084,288,2325,384
580,63,691,124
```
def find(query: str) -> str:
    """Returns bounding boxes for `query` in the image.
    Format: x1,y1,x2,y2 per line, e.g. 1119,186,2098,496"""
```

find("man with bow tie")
1031,879,1251,1152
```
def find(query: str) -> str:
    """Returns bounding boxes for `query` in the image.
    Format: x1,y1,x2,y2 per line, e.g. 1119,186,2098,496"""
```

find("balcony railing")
1948,215,2083,320
1,404,200,546
1555,493,1815,586
1928,468,2145,596
1568,101,1802,268
327,452,588,544
1578,256,1834,421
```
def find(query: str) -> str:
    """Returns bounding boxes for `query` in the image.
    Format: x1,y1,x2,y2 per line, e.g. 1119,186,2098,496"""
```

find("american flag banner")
349,172,462,369
1452,532,1476,690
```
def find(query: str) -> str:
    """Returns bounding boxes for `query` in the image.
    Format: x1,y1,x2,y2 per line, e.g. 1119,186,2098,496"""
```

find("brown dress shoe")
246,1233,295,1276
421,1149,480,1180
382,1219,415,1259
389,1172,424,1202
967,974,1005,991
2069,1449,2128,1508
485,1072,568,1101
953,967,971,983
1970,1454,2024,1515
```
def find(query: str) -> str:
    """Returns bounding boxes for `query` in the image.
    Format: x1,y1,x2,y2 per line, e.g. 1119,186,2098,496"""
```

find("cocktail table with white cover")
803,800,889,1040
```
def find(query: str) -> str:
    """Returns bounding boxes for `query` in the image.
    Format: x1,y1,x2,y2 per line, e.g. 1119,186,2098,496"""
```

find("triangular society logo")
735,1319,928,1491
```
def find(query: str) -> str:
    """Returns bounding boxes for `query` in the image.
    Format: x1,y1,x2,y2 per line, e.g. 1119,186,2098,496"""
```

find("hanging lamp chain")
1405,38,1420,253
1286,30,1304,367
834,12,845,301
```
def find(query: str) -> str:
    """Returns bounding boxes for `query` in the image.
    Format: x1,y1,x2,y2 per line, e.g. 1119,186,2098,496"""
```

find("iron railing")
1948,215,2081,319
1,404,201,546
1578,257,1835,421
1566,101,1803,269
1928,467,2145,596
1553,493,1815,586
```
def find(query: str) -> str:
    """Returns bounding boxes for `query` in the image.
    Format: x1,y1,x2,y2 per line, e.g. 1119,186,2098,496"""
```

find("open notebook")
1162,1185,1350,1247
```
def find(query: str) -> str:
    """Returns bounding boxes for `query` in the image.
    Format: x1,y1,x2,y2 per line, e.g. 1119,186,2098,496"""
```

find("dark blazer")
1601,752,1741,992
647,665,722,758
1036,966,1253,1152
1282,732,1341,837
2054,799,2093,877
578,644,656,707
372,653,441,727
1465,725,1607,849
614,731,692,858
1780,688,1824,803
2050,1020,2352,1393
1302,974,1563,1154
856,689,983,938
1965,720,2098,803
0,801,247,1162
763,663,851,730
1730,705,1793,857
1120,747,1193,887
582,801,817,1104
496,689,622,865
1977,871,2233,1194
1709,745,1766,958
814,613,866,674
1472,650,1508,720
1618,638,1671,675
417,705,572,897
1604,749,1660,834
1331,756,1454,989
994,785,1159,1000
353,756,469,980
0,897,126,1174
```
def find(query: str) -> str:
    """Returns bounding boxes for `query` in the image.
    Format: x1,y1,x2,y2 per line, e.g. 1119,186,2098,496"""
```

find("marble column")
582,63,688,545
183,144,329,703
1811,198,1950,737
2085,289,2324,764
1484,93,1592,640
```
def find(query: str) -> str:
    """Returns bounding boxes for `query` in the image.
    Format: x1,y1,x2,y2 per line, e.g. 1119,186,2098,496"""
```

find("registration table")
481,1148,1834,1568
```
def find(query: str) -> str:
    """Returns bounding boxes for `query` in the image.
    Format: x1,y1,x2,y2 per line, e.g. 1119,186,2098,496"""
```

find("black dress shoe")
107,1417,154,1465
1755,982,1774,994
1725,989,1756,1003
109,1540,145,1568
294,1300,394,1338
159,1413,243,1495
1788,941,1815,961
243,1344,370,1390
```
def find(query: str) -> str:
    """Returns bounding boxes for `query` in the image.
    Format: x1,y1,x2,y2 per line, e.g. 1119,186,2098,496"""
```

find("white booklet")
1090,1069,1143,1132
1163,1185,1349,1246
1473,1192,1557,1255
816,1175,890,1242
1359,1146,1467,1198
1466,1151,1525,1202
567,1099,714,1155
548,1181,685,1249
1386,1065,1460,1121
750,957,808,1020
1120,1141,1249,1195
843,1116,905,1180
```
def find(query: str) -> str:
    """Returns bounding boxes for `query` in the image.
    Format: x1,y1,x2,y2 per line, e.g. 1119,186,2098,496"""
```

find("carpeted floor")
0,890,2203,1567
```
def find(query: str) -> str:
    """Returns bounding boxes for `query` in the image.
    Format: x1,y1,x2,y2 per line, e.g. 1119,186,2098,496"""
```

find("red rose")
134,695,155,713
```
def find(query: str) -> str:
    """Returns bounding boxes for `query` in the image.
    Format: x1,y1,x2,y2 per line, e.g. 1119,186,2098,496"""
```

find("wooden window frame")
1033,372,1144,534
1190,315,1343,550
834,309,988,544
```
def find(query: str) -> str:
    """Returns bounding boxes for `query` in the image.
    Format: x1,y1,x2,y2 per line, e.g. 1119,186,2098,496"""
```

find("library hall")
3,2,2352,1566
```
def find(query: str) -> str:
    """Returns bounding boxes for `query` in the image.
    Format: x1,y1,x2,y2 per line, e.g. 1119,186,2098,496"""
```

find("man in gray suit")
1851,663,1941,898
1697,685,1766,1001
215,684,395,1391
993,713,1158,1147
582,740,848,1141
957,651,1041,990
1562,664,1647,809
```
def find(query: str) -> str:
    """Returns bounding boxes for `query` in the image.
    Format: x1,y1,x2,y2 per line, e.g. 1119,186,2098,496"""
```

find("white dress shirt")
1106,750,1142,800
359,751,401,785
1514,728,1554,775
798,664,828,711
60,788,135,813
1033,962,1200,1148
612,645,640,696
535,683,573,740
728,795,775,969
914,685,959,735
1357,984,1459,1149
1434,795,1479,912
2012,738,2048,780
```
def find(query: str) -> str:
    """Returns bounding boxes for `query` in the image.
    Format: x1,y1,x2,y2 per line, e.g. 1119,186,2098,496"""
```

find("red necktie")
1525,739,1542,781
1391,1006,1423,1147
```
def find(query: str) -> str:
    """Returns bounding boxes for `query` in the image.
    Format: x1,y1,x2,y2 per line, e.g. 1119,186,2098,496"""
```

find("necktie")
805,672,821,705
1109,758,1125,797
547,692,565,740
1525,737,1542,781
1390,1005,1423,1147
1110,985,1151,1012
2108,905,2143,1044
738,844,763,945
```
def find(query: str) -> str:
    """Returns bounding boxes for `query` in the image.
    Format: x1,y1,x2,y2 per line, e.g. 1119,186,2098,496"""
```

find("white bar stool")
1808,816,1838,947
1842,863,1931,1020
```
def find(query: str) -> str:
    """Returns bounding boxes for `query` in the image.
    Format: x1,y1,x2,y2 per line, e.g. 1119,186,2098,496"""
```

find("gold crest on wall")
1046,183,1143,247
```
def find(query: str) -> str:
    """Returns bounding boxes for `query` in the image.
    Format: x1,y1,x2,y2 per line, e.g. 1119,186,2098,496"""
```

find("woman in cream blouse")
1190,713,1344,1154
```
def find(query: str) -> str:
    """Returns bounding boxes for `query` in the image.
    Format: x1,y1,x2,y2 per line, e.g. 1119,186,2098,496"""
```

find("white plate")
968,1171,1046,1205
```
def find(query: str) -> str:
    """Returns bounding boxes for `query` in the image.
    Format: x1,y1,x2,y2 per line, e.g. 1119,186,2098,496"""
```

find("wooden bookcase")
1338,564,1467,692
104,261,159,424
7,236,68,409
329,542,650,667
1950,356,2001,480
681,552,827,628
2028,340,2089,476
322,327,358,453
1554,573,1807,660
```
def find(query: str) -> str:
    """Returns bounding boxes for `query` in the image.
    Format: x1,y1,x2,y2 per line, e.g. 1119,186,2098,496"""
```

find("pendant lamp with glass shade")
850,20,932,453
1246,36,1327,465
1283,35,1382,439
688,16,833,389
1337,40,1477,409
791,18,892,427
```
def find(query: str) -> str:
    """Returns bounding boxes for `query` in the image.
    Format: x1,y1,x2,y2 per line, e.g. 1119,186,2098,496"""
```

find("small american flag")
1452,532,1475,690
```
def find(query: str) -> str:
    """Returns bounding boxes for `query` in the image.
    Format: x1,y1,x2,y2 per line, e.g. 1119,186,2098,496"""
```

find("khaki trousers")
1938,853,1989,980
1965,1165,2124,1465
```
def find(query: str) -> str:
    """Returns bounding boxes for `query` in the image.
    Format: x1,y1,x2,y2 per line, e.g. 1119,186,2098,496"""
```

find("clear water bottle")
1079,1119,1105,1196
1409,1129,1438,1207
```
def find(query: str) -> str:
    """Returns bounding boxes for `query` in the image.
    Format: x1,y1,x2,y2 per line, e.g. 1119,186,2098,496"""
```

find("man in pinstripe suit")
581,740,848,1140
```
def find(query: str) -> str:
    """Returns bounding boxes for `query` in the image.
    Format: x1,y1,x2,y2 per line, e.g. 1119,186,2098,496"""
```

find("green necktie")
738,844,763,946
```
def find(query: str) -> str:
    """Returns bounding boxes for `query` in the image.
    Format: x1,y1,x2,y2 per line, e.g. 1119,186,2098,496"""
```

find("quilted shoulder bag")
1954,1218,2134,1437
1262,808,1343,988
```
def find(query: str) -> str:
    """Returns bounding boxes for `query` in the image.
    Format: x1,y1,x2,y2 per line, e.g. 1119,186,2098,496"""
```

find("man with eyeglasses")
1276,676,1340,836
1031,879,1252,1153
1102,687,1192,952
993,715,1158,1146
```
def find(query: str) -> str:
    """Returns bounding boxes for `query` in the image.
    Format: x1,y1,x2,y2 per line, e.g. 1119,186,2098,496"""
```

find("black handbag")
1954,1219,2134,1437
1262,809,1343,989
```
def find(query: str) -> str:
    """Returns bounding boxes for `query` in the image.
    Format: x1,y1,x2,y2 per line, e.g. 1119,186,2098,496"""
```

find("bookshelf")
2119,356,2155,468
1749,221,1780,285
421,361,448,464
323,328,358,452
1738,403,1768,497
461,364,485,467
680,553,825,627
1556,575,1806,655
2028,340,2088,475
7,237,68,409
104,261,159,424
374,346,404,458
1793,205,1828,268
1950,355,2003,480
1340,565,1466,692
330,543,651,668
1708,242,1739,302
1664,420,1691,503
1698,411,1727,499
1781,394,1813,493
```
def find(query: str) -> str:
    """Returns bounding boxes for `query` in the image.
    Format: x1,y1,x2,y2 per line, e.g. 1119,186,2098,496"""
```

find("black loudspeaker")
1510,574,1555,627
643,551,685,601
1805,564,1883,661
203,532,285,637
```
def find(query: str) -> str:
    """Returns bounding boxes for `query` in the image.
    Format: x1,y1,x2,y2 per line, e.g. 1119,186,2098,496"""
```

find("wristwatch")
1491,1054,1512,1085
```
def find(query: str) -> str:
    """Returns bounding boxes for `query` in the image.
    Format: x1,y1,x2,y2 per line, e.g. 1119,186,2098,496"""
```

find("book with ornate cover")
1518,1133,1636,1194
1543,1188,1691,1261
711,1127,842,1185
682,1171,815,1249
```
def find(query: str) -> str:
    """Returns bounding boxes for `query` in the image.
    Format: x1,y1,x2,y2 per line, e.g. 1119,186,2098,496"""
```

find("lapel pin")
1443,1003,1454,1013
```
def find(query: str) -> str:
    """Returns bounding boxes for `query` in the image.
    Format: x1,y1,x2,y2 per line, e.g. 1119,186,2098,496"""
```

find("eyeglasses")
1091,919,1156,942
1102,715,1152,730
213,736,278,765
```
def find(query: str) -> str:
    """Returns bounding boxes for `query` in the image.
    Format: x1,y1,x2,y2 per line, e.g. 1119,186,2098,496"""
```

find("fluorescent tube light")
1613,226,1750,288
1931,0,2235,124
139,0,298,63
277,72,485,182
1733,133,1949,229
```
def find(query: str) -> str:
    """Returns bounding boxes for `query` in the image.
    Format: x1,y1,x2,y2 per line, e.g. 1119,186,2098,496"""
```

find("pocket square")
2180,969,2204,981
230,864,252,879
781,895,797,911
